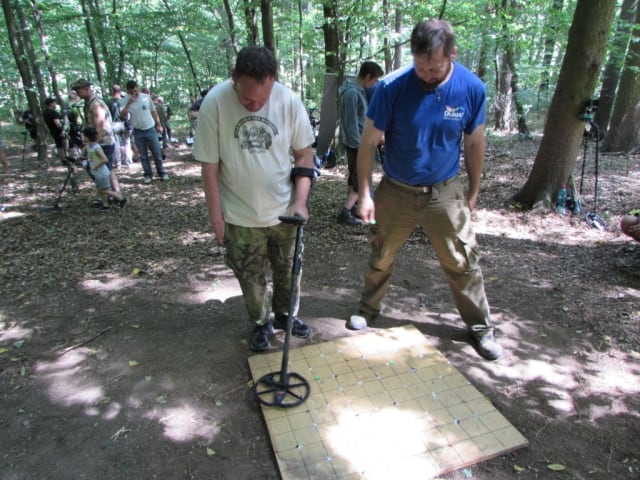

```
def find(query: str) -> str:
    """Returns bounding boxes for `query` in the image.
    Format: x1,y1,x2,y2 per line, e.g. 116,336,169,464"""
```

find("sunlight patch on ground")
144,402,221,442
178,229,213,246
473,208,622,246
0,210,26,222
80,274,141,293
0,318,33,343
35,349,105,407
181,276,241,304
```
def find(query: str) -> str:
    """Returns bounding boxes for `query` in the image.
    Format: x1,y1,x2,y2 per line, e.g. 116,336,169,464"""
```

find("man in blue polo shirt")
347,19,503,361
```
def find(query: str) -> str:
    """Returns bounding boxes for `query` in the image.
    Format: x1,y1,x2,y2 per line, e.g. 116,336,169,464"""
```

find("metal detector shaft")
253,214,310,408
278,215,305,378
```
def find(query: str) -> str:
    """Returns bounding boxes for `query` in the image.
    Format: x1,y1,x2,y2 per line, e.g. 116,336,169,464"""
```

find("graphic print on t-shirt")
234,115,278,154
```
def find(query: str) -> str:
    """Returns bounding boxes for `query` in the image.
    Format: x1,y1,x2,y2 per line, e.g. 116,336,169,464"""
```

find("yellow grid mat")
248,325,527,479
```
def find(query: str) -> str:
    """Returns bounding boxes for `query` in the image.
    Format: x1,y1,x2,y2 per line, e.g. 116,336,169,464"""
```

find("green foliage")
0,0,622,133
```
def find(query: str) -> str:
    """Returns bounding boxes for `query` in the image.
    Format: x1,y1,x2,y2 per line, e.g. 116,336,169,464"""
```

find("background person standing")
337,61,384,225
71,78,120,193
120,80,168,184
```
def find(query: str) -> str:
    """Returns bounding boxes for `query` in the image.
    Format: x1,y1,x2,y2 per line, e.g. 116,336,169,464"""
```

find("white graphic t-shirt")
194,80,314,228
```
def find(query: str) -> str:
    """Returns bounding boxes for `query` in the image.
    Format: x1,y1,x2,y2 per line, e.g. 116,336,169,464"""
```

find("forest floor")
0,130,639,480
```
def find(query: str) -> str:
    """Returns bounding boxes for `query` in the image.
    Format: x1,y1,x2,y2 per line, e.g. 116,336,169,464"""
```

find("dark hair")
410,19,456,57
45,97,57,106
82,126,98,141
125,80,137,91
233,46,277,82
358,61,384,79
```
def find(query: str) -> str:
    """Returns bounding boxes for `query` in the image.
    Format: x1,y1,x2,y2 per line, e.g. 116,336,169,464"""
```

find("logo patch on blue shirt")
444,106,464,120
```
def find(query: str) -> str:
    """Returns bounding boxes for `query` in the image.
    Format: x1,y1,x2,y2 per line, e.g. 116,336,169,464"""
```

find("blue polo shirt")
367,61,486,186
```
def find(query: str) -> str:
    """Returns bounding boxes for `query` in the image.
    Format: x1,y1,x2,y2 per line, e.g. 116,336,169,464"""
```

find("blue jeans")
133,127,166,179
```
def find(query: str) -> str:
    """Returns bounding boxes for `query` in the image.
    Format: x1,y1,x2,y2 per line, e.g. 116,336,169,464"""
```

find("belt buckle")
421,185,431,193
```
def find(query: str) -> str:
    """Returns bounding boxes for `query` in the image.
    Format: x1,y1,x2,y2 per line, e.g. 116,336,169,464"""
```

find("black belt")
385,175,457,194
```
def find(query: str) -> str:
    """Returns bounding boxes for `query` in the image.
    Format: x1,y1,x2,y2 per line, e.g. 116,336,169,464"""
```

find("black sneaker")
469,327,503,361
250,322,274,352
337,208,363,225
273,314,311,338
119,197,129,208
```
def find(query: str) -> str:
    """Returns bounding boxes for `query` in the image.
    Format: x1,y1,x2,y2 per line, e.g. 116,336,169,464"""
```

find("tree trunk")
513,0,617,210
297,0,305,100
30,0,64,106
260,0,274,54
494,0,513,131
15,2,46,101
593,0,636,135
2,0,48,166
507,43,530,138
393,8,402,71
79,0,104,87
538,0,564,94
89,0,111,92
322,1,339,74
162,0,201,94
603,1,640,153
243,0,259,45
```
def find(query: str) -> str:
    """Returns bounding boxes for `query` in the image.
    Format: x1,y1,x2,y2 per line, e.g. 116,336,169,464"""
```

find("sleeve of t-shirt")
193,96,219,164
464,82,486,135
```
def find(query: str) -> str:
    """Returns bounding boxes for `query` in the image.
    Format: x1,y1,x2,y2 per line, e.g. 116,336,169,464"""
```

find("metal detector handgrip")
279,215,305,226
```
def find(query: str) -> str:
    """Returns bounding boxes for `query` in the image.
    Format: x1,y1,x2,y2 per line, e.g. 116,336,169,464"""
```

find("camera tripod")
47,157,79,211
578,120,606,230
253,215,311,408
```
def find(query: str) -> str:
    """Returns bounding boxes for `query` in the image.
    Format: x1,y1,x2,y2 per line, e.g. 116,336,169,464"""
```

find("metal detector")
253,215,311,408
578,100,606,230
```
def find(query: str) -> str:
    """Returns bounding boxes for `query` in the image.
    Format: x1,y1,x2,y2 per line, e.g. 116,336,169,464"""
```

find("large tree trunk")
79,0,104,88
322,1,339,75
2,0,48,166
603,1,640,153
513,0,617,210
594,0,637,135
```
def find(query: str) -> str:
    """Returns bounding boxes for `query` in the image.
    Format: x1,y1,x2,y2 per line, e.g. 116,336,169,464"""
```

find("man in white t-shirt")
194,46,316,352
120,80,168,184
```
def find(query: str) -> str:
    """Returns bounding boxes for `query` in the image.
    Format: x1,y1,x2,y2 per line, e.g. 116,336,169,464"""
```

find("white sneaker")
143,177,152,184
346,314,368,330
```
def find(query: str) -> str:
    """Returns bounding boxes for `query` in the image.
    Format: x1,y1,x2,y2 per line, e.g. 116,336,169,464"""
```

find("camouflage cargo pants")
225,222,301,326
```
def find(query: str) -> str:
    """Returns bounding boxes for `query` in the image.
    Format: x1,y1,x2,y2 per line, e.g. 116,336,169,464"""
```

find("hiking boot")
273,314,311,338
337,208,363,225
119,197,129,208
250,322,274,352
470,326,503,361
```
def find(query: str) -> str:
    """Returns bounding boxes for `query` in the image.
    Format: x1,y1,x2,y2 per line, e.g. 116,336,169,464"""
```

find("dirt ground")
0,132,639,480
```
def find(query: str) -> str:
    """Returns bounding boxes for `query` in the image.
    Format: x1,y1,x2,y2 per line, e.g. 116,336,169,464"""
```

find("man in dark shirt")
42,97,66,163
